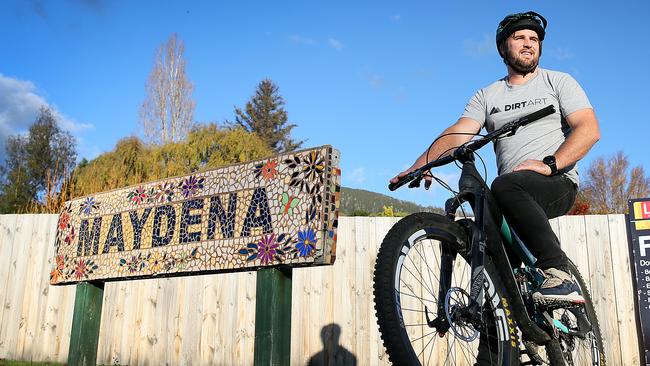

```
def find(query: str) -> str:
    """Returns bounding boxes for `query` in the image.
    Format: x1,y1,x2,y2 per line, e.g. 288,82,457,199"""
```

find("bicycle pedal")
532,292,585,309
534,297,585,310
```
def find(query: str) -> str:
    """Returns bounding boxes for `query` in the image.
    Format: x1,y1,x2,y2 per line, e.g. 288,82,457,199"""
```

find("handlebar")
389,105,556,191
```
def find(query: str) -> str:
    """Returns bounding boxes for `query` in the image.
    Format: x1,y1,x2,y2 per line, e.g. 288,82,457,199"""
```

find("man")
391,11,600,304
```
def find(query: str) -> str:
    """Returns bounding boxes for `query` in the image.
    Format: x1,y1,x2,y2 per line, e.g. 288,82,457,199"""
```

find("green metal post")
68,281,105,366
254,267,292,366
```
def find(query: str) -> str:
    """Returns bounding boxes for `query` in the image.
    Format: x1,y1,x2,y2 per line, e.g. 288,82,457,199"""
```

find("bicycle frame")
440,151,553,345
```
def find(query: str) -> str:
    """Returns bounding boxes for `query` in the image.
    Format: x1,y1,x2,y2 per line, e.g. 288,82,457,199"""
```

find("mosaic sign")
50,146,340,285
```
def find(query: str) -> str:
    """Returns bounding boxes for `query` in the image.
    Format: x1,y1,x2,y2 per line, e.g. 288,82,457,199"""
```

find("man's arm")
513,108,600,175
390,117,481,184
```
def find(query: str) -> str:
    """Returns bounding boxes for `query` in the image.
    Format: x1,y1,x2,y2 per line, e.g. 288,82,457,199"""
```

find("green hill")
340,187,443,216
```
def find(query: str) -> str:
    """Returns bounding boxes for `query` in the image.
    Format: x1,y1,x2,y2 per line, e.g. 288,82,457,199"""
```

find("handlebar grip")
389,176,410,191
389,171,419,191
520,105,556,125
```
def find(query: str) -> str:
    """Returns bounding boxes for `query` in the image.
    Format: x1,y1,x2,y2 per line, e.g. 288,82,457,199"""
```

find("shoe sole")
532,292,585,307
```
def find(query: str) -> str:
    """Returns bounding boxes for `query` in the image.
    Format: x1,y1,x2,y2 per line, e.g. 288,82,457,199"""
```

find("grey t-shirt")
461,67,592,187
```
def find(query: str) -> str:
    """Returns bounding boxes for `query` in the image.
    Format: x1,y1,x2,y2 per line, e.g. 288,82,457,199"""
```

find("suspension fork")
467,189,487,317
436,243,457,316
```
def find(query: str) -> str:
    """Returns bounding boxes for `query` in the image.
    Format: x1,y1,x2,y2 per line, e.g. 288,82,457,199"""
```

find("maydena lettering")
503,98,548,112
76,187,273,256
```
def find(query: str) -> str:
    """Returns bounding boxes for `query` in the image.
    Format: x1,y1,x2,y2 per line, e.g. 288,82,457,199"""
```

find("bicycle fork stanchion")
68,281,105,366
468,190,487,315
254,267,292,366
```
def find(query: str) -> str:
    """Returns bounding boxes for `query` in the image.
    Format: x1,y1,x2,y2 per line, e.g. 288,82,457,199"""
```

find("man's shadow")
307,323,357,366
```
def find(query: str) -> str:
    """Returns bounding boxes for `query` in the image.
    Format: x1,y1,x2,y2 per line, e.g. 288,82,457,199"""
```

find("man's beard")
506,50,539,75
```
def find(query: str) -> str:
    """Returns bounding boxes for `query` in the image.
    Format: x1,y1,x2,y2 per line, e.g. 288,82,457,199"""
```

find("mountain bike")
373,105,605,365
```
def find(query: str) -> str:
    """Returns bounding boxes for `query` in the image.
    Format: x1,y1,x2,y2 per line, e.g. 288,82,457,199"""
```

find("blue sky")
1,0,648,208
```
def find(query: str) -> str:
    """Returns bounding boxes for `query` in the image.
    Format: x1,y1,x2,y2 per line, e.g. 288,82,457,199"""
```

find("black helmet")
496,11,547,57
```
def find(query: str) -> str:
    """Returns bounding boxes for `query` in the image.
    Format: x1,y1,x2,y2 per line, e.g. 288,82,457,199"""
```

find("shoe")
532,268,585,306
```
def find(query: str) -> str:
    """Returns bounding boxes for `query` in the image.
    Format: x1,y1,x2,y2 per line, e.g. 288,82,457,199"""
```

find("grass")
0,360,113,366
0,361,64,366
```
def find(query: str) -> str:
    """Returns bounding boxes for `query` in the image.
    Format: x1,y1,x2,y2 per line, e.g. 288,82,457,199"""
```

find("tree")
580,151,650,214
567,191,590,215
0,107,77,213
140,33,195,144
0,136,33,212
72,124,272,197
235,79,303,152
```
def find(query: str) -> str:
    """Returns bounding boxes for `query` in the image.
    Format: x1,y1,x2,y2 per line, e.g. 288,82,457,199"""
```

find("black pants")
490,170,577,270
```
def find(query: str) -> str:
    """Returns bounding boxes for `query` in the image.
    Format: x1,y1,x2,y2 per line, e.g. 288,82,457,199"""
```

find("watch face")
543,156,555,165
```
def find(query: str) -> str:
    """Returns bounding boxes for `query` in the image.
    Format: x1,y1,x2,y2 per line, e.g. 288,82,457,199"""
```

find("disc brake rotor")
444,286,479,342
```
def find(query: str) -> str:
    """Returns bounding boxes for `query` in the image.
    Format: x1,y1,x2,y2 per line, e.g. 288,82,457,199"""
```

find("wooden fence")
0,214,641,365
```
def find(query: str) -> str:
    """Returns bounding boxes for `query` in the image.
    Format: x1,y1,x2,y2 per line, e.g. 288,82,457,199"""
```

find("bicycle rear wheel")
544,261,606,365
373,213,519,365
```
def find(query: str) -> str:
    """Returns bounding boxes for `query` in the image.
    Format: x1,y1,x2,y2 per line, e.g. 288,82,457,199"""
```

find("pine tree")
235,79,303,153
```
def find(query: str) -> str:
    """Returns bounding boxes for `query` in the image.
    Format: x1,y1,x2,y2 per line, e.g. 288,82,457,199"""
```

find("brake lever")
409,176,423,188
504,122,519,137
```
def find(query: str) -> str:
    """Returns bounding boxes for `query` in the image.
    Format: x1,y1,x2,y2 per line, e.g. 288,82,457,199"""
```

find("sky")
1,0,649,208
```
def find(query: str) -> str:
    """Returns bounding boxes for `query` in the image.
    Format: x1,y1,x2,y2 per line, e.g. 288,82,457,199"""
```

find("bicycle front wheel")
373,213,519,365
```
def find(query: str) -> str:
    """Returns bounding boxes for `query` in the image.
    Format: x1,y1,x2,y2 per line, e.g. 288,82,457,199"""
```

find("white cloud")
390,15,401,22
54,110,93,133
463,34,495,57
289,34,317,46
0,73,93,162
328,38,344,51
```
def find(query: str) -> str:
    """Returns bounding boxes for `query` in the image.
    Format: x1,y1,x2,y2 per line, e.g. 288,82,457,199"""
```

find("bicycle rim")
548,262,606,365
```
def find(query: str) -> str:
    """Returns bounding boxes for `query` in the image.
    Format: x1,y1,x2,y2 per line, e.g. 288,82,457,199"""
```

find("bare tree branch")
581,151,650,214
140,33,195,144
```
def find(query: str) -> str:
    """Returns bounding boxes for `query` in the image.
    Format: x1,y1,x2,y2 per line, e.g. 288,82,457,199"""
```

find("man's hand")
390,170,411,184
390,166,433,189
513,159,552,175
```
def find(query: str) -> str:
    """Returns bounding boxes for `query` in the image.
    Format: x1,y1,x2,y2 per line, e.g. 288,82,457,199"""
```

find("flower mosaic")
79,197,99,216
254,160,279,181
50,146,340,285
180,175,205,198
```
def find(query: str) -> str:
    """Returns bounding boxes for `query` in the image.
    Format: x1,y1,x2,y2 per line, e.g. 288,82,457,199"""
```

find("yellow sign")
633,200,650,230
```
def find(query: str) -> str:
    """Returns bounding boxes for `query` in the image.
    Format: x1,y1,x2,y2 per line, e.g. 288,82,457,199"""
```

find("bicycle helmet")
496,11,547,58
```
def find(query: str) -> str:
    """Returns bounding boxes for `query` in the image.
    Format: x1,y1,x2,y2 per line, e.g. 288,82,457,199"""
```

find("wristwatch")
542,155,558,175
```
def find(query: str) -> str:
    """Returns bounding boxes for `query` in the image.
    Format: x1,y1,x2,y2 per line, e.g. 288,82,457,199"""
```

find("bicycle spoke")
407,246,437,296
405,322,438,327
410,329,439,343
457,339,477,366
416,325,439,359
400,264,437,301
400,307,429,313
445,334,457,366
415,240,441,301
426,328,436,366
398,290,437,305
